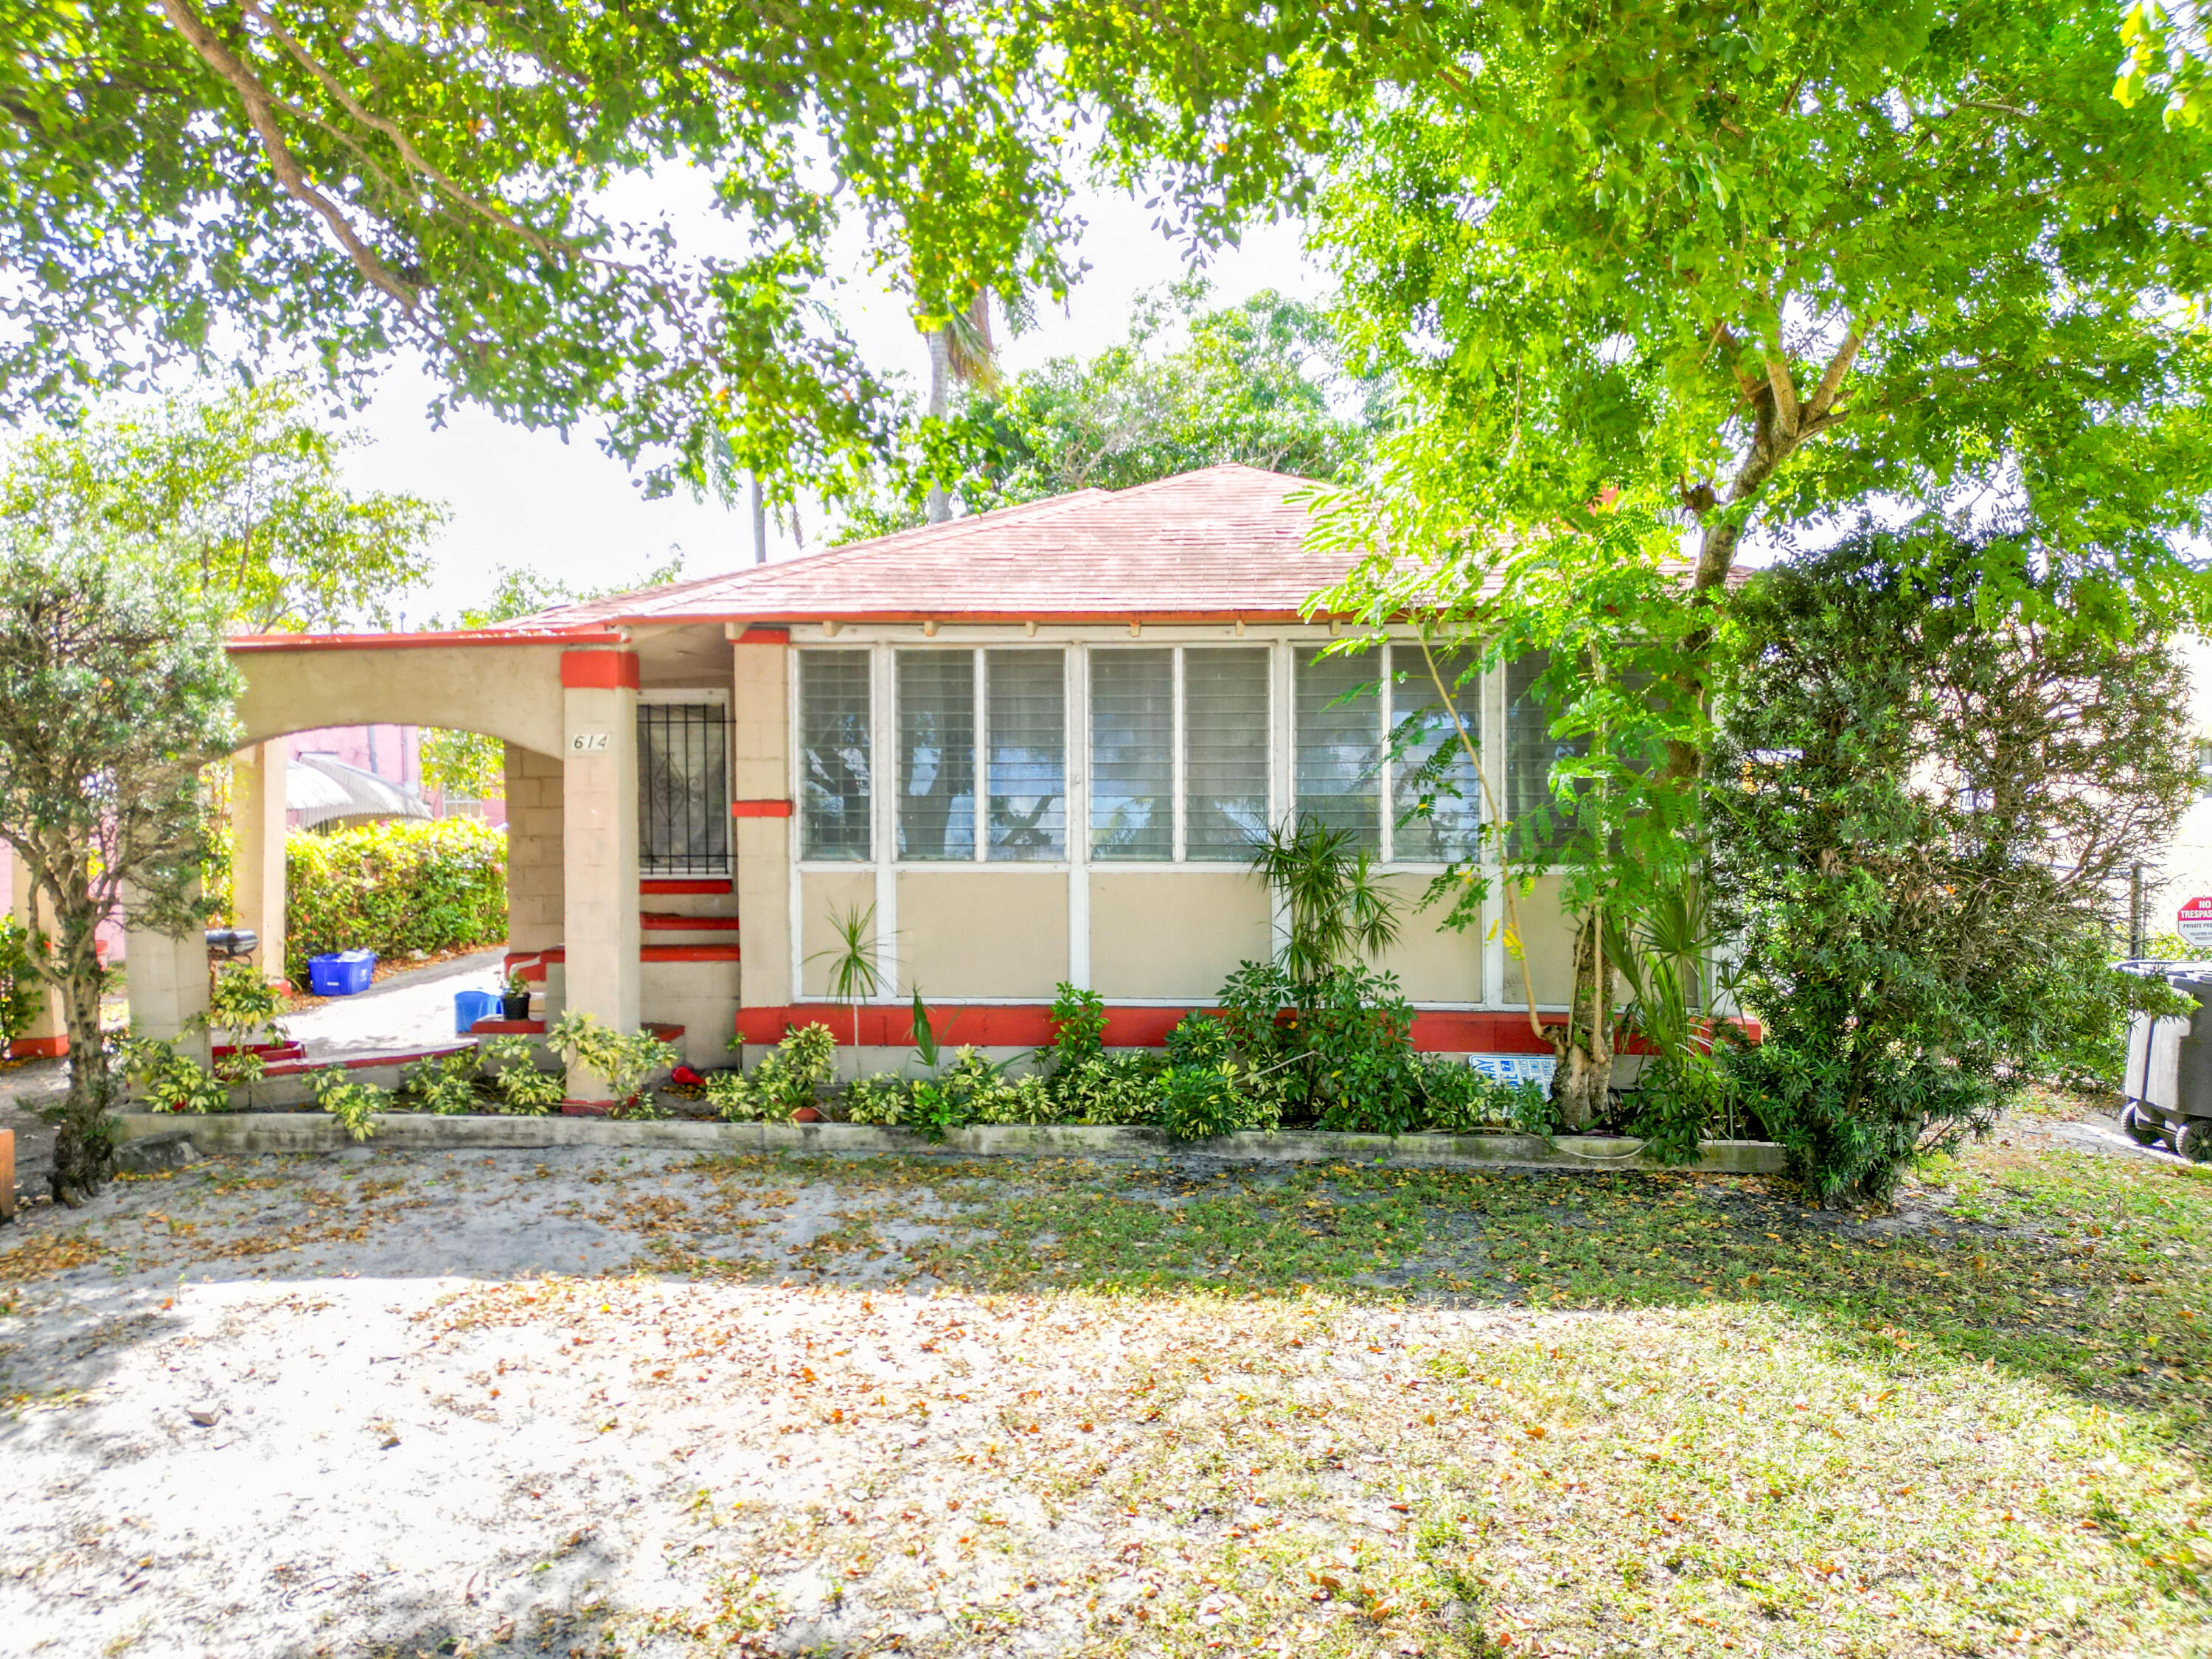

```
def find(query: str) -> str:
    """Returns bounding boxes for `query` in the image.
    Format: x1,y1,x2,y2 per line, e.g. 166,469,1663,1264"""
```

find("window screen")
1294,647,1381,852
1091,649,1172,859
1506,650,1585,857
897,651,975,860
798,652,872,861
1392,644,1483,862
637,703,730,874
986,650,1065,860
1185,648,1270,860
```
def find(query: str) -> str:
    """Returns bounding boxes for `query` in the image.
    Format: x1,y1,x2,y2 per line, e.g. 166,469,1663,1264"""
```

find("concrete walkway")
279,948,507,1062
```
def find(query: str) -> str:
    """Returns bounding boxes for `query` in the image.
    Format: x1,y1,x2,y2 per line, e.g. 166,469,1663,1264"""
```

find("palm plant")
1248,818,1402,984
807,902,886,1050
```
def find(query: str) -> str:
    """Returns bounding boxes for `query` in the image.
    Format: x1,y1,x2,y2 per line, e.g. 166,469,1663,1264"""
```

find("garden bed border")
111,1112,1787,1174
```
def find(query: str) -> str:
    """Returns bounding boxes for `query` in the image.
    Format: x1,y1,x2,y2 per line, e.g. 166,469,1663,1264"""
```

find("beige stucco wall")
1368,872,1485,1004
1088,872,1272,1001
799,869,878,998
642,958,742,1068
732,640,793,1004
503,745,566,954
1499,873,1578,1007
232,641,571,754
897,870,1068,998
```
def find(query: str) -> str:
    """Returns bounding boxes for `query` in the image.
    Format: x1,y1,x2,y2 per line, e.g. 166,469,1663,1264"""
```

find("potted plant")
499,971,532,1021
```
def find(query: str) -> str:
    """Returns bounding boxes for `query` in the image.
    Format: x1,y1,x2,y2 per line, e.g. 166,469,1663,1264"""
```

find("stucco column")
730,628,793,1014
231,741,288,985
122,882,209,1062
4,846,66,1059
561,649,641,1101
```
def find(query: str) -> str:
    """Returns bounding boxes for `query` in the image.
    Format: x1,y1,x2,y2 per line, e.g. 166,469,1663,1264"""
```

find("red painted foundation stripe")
733,1005,1568,1054
7,1034,67,1059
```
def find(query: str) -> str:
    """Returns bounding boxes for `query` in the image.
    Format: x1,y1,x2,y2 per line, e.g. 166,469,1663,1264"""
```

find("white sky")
342,194,1324,625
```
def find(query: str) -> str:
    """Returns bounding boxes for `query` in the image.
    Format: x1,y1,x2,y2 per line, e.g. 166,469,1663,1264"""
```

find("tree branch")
238,0,566,258
1763,354,1801,440
156,0,420,312
1803,323,1865,427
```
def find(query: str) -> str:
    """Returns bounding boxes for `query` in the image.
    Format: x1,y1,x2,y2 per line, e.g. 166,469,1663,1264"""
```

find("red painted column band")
559,650,641,689
730,799,794,818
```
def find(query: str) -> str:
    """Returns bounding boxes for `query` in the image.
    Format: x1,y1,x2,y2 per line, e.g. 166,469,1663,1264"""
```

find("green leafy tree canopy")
1,376,445,632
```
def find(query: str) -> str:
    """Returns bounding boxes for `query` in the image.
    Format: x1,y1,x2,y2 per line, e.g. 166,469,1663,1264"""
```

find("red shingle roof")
517,465,1357,629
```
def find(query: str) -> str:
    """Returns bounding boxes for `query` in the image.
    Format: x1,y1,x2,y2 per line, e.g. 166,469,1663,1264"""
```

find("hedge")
284,818,507,988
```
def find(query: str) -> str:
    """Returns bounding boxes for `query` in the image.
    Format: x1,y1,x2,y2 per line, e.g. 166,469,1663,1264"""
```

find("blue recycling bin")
454,988,501,1034
307,950,376,996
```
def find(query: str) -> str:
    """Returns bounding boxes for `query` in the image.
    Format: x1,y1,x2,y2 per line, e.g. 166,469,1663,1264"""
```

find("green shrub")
285,817,506,987
546,1011,676,1119
0,914,42,1048
402,1051,484,1114
305,1065,389,1141
712,1023,837,1122
479,1033,563,1114
115,1033,231,1113
1053,1051,1166,1126
1158,1013,1280,1140
845,1072,914,1126
1040,981,1107,1099
1216,959,1419,1132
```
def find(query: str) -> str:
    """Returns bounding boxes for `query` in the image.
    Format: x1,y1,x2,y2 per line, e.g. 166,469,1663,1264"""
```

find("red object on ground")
792,1107,821,1123
670,1065,703,1086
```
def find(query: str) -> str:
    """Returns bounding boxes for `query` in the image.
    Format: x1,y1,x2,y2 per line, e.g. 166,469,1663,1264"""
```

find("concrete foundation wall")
503,745,566,954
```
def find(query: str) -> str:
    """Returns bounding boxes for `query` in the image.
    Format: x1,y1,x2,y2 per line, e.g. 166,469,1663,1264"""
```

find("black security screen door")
638,703,730,874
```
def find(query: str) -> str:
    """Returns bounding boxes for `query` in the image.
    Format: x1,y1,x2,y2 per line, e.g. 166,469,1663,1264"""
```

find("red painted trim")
228,629,626,653
642,878,732,896
212,1041,307,1063
643,945,741,964
469,1018,545,1036
727,1004,1771,1055
642,912,742,931
646,1021,687,1043
560,649,642,689
731,799,793,818
734,626,791,644
262,1043,473,1078
7,1034,66,1059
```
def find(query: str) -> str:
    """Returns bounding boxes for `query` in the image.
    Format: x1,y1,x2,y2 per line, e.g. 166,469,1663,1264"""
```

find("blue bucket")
454,988,501,1034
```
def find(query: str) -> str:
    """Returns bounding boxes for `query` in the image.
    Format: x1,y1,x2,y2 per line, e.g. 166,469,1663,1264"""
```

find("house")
118,465,1595,1099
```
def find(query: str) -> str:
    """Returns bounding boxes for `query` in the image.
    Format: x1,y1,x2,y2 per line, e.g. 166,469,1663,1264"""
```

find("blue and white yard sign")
1468,1054,1557,1088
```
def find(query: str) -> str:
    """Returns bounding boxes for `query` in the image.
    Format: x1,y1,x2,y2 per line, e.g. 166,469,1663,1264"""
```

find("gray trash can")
2119,961,2212,1158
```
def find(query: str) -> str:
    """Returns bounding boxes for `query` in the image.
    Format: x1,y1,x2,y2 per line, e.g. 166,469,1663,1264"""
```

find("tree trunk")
925,329,951,524
35,880,117,1204
1548,912,1615,1129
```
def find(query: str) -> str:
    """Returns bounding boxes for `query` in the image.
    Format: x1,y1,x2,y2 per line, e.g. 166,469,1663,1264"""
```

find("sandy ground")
1,1146,1520,1659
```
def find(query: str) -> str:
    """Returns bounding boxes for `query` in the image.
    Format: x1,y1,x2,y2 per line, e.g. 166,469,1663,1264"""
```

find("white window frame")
785,627,1524,1009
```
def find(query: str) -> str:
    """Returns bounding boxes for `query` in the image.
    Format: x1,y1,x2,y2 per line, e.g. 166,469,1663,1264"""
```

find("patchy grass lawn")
2,1096,2210,1657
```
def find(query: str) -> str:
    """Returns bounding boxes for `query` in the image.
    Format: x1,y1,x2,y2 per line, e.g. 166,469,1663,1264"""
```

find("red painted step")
641,911,742,933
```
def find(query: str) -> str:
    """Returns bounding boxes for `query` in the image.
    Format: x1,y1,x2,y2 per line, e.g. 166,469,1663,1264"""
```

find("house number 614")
568,731,611,753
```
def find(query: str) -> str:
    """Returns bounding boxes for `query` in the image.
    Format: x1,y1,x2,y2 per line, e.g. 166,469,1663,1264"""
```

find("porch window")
638,700,730,874
1090,648,1173,859
895,648,1068,862
1293,646,1382,852
986,650,1065,860
799,650,872,860
1184,648,1271,859
1506,650,1585,858
1391,644,1483,862
897,651,975,860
